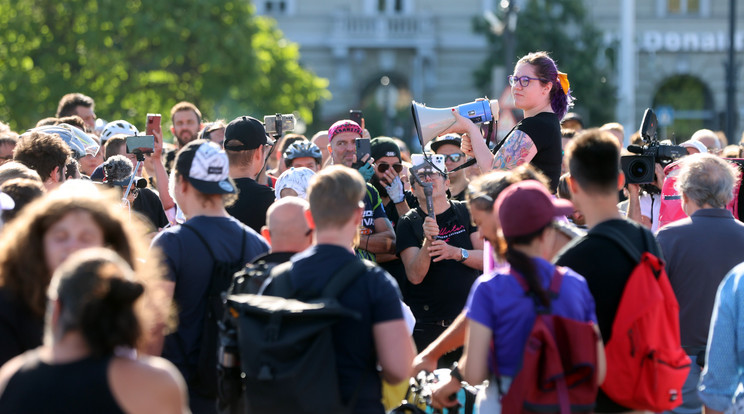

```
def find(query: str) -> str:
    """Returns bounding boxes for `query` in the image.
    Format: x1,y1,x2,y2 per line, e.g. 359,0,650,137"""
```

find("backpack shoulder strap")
262,261,295,297
180,222,216,261
321,258,369,298
589,224,642,263
549,266,566,297
180,222,248,266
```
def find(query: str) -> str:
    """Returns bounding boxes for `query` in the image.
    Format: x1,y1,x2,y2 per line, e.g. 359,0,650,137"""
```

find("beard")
370,174,389,198
176,130,198,147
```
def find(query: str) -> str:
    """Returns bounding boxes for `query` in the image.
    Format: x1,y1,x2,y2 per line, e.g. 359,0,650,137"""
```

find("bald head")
311,130,330,167
262,197,313,253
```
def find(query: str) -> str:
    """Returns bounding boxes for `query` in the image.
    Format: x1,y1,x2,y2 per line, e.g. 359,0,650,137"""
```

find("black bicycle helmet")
284,141,322,167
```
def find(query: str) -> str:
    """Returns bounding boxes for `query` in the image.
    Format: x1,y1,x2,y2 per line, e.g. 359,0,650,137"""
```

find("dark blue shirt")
290,244,403,414
151,216,269,374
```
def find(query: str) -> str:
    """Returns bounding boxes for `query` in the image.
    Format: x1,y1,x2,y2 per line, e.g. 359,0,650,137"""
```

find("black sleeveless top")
0,353,125,413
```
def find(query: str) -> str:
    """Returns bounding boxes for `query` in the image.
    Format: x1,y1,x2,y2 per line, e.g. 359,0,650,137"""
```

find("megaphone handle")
424,185,435,220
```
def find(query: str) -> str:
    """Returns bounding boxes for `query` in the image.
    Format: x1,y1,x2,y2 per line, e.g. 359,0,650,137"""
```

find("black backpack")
178,222,248,398
223,258,370,414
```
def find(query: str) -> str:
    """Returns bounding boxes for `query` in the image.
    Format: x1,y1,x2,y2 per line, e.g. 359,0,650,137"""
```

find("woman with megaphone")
443,51,573,193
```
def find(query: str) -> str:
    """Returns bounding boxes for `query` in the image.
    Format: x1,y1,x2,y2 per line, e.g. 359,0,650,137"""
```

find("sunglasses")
443,153,465,163
377,163,403,173
508,75,548,88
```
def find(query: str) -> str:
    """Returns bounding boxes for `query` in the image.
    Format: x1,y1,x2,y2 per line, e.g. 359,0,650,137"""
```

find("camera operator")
626,162,665,233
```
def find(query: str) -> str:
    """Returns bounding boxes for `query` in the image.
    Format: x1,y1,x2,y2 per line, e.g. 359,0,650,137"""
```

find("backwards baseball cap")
328,120,362,143
370,137,401,162
224,116,271,151
495,180,574,238
429,134,462,153
175,140,235,194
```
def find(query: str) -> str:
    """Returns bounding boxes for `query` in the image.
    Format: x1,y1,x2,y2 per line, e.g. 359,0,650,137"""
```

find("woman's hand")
441,109,481,138
461,133,475,157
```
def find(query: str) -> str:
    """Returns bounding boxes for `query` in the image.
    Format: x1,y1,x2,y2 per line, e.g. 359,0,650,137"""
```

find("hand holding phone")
146,114,162,158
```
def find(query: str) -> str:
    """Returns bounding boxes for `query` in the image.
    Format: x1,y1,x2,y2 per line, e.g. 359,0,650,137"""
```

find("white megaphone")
411,98,499,148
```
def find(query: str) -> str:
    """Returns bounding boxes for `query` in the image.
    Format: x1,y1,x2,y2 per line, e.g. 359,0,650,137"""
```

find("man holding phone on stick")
327,119,395,262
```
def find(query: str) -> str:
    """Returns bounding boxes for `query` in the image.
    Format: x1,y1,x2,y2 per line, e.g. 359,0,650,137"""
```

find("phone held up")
146,113,162,136
349,109,363,127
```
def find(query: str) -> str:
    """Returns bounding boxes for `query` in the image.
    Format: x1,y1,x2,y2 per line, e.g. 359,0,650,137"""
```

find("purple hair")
517,51,575,119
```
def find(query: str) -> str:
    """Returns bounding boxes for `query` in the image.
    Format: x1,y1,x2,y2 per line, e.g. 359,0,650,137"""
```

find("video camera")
621,108,687,184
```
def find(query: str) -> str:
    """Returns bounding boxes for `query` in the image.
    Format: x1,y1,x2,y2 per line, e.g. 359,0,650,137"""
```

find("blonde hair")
307,165,365,230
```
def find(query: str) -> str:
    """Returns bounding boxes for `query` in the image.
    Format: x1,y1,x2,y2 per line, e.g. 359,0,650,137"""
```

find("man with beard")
164,101,203,174
327,120,395,262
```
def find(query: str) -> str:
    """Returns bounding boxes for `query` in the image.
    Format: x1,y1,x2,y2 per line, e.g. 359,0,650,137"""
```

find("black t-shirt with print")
396,201,479,322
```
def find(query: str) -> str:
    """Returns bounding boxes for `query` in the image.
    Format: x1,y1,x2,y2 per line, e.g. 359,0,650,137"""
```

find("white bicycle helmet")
27,124,99,159
100,120,139,142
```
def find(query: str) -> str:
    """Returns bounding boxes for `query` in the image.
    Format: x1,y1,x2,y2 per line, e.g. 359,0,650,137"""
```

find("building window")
660,0,703,16
376,0,409,14
261,0,291,15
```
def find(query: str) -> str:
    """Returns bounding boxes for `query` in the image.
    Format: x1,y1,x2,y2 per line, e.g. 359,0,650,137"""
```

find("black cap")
224,116,271,151
370,137,401,161
429,134,462,153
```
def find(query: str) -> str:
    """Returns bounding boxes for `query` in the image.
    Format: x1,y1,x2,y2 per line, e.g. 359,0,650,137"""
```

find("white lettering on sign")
641,31,744,53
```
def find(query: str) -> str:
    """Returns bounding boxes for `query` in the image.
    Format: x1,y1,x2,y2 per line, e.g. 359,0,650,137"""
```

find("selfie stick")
256,114,281,180
122,150,145,205
409,163,435,221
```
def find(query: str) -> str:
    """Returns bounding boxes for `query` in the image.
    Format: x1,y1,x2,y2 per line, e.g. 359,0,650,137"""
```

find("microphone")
103,155,133,183
627,144,645,155
639,108,658,141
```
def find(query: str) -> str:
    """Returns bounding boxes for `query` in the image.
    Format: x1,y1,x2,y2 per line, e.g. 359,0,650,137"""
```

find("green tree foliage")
474,0,616,126
0,0,329,134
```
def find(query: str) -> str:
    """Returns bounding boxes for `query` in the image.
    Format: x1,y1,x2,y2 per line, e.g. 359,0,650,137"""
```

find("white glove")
386,176,406,204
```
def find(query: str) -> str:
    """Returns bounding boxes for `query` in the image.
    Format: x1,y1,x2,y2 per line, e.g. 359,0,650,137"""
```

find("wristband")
449,361,464,382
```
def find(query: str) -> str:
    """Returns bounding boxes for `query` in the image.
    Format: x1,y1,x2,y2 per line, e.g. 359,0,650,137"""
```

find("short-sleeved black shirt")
396,201,479,323
227,177,276,234
515,112,562,193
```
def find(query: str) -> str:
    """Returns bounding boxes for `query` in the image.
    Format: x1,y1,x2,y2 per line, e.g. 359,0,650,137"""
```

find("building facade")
261,0,743,144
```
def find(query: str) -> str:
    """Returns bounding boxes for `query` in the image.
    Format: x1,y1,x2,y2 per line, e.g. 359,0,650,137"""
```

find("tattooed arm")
492,130,538,170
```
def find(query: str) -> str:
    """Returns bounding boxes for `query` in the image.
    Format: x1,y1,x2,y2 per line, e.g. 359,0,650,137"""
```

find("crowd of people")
0,50,743,414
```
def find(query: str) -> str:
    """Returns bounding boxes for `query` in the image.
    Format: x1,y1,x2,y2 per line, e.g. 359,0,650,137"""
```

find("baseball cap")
561,112,584,128
495,180,574,238
328,120,362,143
370,137,401,162
679,140,707,154
429,134,462,153
224,116,271,151
175,140,235,194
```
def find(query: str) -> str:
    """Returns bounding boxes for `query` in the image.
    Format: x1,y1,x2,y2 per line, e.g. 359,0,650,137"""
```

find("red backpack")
498,267,599,414
592,226,691,412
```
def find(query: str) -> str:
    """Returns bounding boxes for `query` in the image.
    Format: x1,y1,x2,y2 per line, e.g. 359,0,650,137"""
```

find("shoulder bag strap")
588,224,642,263
321,258,368,298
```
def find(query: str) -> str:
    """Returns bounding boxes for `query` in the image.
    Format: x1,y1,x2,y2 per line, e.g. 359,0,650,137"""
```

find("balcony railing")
331,13,434,44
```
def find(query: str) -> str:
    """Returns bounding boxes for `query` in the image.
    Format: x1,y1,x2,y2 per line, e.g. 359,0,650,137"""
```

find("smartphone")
355,138,371,163
126,135,155,154
146,113,161,135
349,109,363,126
264,114,296,135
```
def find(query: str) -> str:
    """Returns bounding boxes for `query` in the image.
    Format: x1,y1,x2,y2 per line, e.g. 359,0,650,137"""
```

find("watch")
458,248,469,263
